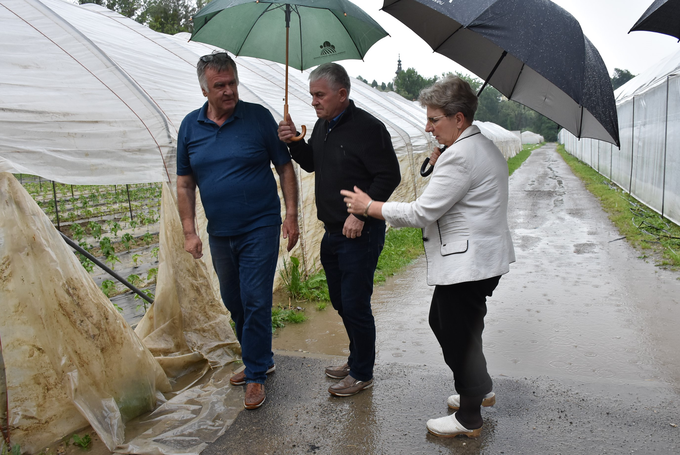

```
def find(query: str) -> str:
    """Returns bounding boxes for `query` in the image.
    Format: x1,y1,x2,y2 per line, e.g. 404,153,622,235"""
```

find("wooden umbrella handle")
284,11,305,142
290,125,306,141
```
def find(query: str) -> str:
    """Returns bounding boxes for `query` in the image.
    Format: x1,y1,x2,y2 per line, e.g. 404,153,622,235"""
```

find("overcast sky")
339,0,679,84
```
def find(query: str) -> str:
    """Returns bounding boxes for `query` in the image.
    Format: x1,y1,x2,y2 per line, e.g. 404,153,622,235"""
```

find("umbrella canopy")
191,0,388,71
630,0,680,41
382,0,620,147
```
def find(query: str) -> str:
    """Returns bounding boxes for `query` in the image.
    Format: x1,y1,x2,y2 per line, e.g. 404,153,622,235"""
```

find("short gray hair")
309,63,351,96
419,75,478,121
197,52,239,92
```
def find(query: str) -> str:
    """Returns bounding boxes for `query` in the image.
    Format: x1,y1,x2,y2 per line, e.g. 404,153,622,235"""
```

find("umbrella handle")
420,145,448,177
420,156,434,177
290,125,306,142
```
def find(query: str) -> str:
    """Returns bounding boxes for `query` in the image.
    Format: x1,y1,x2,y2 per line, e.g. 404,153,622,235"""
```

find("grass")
508,143,542,176
556,144,680,270
374,227,424,283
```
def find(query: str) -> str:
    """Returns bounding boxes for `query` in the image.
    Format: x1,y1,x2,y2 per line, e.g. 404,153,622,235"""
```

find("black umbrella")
382,0,620,150
630,0,680,41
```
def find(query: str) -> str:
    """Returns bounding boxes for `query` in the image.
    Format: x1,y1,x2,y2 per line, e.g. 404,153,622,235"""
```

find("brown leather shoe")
328,374,373,397
244,383,266,410
230,364,276,386
325,362,350,379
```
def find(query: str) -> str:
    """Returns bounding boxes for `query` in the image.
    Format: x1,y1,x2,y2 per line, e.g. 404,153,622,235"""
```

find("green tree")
138,0,195,34
371,80,378,88
380,82,387,91
611,68,635,91
79,0,142,18
356,75,369,84
394,68,437,101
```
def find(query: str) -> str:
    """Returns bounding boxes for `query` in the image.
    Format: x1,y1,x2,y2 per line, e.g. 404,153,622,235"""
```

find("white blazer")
382,125,515,286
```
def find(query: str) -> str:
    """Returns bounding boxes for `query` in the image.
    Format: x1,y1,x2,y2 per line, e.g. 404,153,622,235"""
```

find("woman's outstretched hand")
341,186,371,216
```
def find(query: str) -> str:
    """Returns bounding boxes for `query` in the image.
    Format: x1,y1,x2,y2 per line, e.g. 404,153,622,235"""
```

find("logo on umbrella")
320,41,336,56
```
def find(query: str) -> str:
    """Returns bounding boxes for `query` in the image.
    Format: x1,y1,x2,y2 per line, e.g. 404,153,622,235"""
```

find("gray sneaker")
325,362,350,379
328,374,373,397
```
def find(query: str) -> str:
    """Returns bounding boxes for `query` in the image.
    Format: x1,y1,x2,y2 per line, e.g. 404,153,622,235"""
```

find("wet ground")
206,144,680,454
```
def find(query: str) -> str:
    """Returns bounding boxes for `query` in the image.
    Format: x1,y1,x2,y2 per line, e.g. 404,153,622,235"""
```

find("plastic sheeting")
520,131,544,144
135,183,241,379
0,172,171,453
559,47,680,227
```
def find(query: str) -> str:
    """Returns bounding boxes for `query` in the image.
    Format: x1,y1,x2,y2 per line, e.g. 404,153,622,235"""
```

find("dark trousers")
429,276,501,396
321,220,385,382
209,225,280,384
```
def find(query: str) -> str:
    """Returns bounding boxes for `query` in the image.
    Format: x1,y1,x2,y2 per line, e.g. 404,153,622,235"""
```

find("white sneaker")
426,412,482,438
447,391,496,410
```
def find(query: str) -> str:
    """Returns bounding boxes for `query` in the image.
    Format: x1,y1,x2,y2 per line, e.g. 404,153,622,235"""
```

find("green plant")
131,253,142,267
71,223,85,242
127,274,142,287
279,256,302,299
110,221,122,237
101,279,116,297
142,231,153,245
134,289,154,312
105,254,121,270
78,240,93,252
0,442,21,455
271,305,306,332
88,221,102,240
78,254,94,273
121,232,135,251
316,301,328,311
70,433,92,449
99,237,115,258
113,303,124,313
151,246,159,260
147,267,158,281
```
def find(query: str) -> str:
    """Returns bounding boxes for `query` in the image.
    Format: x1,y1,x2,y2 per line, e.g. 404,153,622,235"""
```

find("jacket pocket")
440,240,468,256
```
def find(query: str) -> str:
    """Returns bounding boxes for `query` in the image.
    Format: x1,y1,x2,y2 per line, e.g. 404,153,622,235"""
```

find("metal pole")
661,76,670,218
60,232,154,304
126,184,134,221
0,334,9,446
52,181,61,231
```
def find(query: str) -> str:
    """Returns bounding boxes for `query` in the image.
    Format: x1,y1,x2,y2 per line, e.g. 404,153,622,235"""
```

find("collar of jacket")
451,124,481,146
324,99,356,131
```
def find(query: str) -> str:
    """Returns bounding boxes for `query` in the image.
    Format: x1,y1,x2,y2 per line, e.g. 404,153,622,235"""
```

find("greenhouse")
559,47,680,227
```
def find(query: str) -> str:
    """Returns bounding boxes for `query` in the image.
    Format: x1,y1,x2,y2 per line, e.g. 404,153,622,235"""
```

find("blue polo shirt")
177,100,291,236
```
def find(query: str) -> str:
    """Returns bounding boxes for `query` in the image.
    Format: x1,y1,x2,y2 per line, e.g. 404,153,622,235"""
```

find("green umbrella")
191,0,388,140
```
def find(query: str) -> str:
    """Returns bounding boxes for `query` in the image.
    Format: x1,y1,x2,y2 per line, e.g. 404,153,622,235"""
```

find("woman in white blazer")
341,76,515,439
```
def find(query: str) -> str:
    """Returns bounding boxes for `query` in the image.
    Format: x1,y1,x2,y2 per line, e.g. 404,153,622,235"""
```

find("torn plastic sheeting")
134,182,240,377
115,366,243,455
0,172,171,453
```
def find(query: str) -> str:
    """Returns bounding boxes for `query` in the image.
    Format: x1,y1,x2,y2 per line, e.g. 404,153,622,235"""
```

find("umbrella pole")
477,50,508,97
284,4,305,141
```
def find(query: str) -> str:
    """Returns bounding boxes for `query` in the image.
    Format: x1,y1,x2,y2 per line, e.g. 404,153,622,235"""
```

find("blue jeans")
209,225,280,384
320,220,385,382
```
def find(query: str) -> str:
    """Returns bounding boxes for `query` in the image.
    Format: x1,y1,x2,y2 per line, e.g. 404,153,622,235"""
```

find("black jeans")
320,220,385,382
429,276,501,396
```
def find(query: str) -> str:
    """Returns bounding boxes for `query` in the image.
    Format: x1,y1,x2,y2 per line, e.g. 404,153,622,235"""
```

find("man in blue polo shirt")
177,52,299,410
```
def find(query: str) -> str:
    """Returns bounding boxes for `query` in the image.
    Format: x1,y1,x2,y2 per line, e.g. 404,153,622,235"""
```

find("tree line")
358,67,635,142
79,0,200,34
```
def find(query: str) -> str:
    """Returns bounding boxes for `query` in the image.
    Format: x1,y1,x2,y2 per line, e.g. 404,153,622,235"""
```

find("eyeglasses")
200,52,231,63
426,114,449,127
